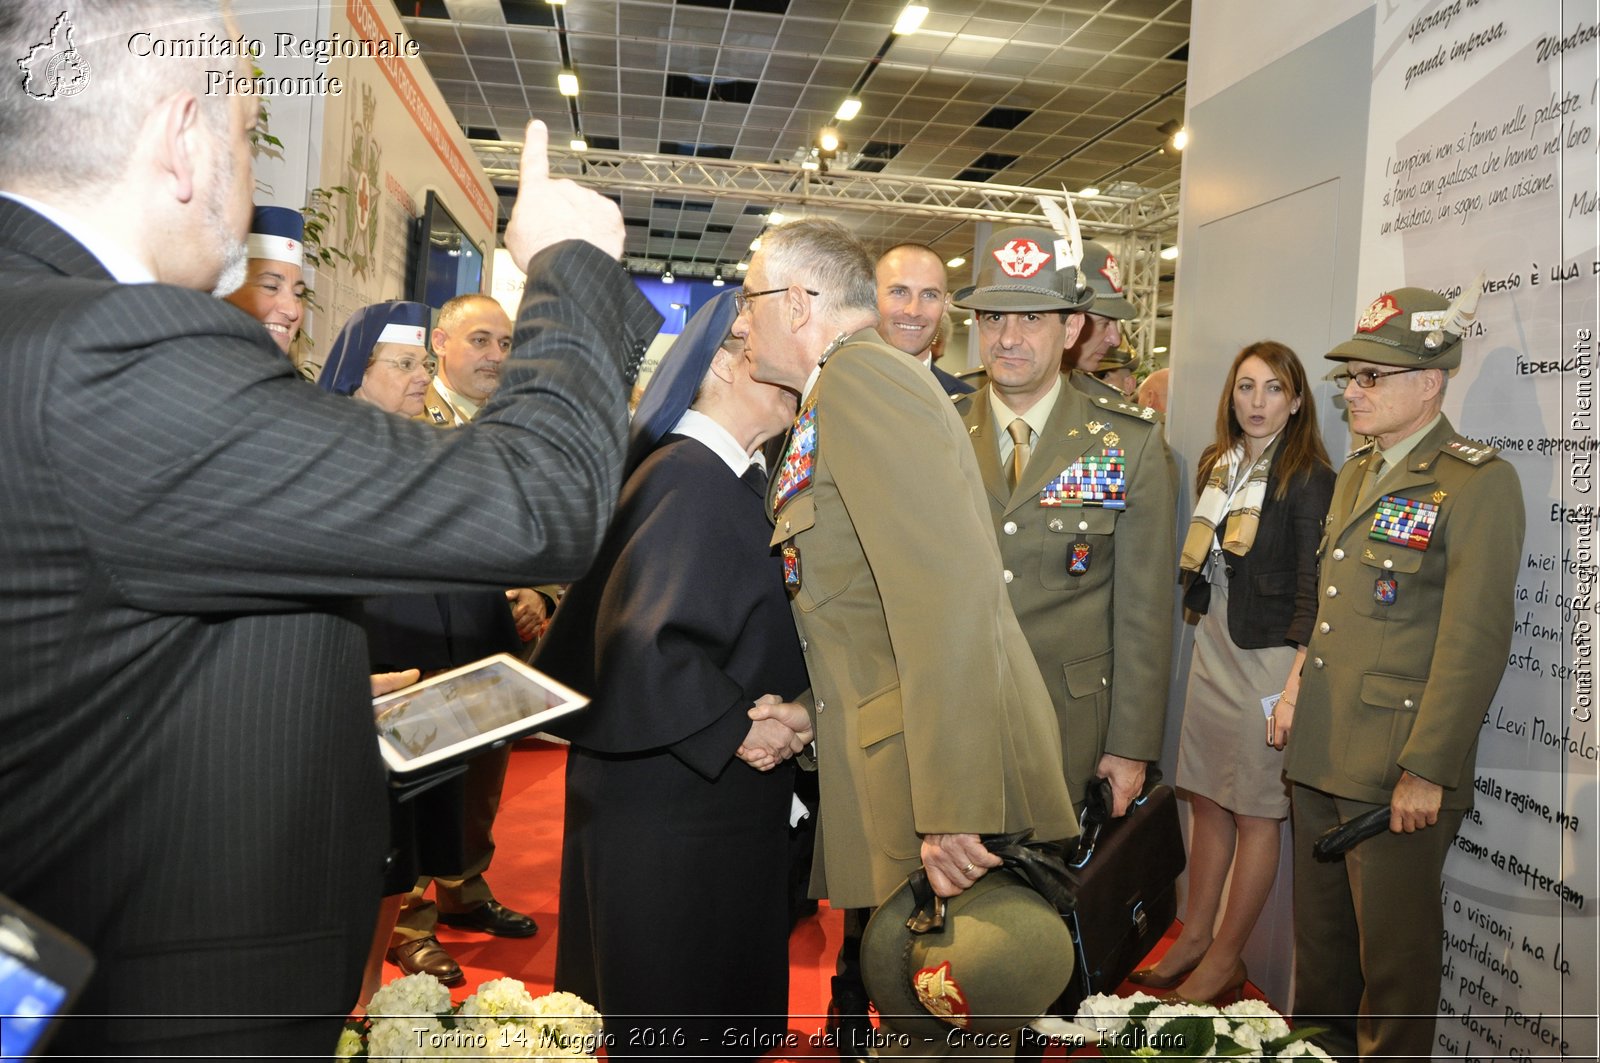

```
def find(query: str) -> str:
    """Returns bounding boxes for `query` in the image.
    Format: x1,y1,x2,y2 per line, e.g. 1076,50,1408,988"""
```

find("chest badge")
772,393,817,515
1068,542,1092,576
1040,450,1127,509
1374,576,1398,605
782,544,801,587
1369,494,1438,550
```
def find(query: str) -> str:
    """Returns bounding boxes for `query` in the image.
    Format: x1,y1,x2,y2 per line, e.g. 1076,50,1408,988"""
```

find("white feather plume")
1445,271,1486,336
1035,191,1084,271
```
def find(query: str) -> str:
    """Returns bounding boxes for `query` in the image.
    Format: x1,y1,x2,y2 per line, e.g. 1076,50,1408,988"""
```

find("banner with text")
1358,2,1597,1058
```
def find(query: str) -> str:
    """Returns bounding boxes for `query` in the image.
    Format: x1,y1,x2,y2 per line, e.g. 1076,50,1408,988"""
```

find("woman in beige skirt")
1132,341,1333,1002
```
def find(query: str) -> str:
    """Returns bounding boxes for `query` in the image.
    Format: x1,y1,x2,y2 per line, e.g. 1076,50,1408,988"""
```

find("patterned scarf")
1180,438,1277,572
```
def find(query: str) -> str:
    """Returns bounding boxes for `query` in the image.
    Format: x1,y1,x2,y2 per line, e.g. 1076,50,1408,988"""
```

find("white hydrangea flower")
529,991,604,1047
1143,1000,1216,1035
367,1014,444,1061
1222,998,1293,1042
1278,1039,1334,1059
368,971,452,1019
461,977,538,1021
1074,991,1143,1036
334,1025,364,1058
1219,1018,1264,1062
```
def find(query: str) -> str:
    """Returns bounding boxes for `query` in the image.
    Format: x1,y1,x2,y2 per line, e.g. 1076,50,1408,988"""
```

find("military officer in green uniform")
735,219,1078,1057
1063,240,1140,404
1284,285,1523,1061
953,224,1177,816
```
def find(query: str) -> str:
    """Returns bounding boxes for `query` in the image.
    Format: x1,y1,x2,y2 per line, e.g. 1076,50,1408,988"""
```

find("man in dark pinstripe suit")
0,2,658,1055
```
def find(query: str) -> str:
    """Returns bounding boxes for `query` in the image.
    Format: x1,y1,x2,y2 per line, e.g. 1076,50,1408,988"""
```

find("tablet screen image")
373,653,588,776
0,953,67,1055
0,896,93,1056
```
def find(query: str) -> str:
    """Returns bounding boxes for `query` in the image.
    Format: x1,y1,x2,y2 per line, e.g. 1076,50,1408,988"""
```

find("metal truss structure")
473,141,1180,360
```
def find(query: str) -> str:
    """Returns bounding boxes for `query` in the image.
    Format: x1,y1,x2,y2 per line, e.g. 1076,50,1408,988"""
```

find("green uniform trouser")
1291,784,1464,1061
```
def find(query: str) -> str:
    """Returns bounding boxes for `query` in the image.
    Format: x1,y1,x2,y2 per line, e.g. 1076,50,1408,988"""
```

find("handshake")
737,694,814,772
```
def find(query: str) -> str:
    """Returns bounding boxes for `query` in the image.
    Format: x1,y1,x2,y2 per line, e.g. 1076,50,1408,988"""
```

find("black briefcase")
1053,774,1185,1013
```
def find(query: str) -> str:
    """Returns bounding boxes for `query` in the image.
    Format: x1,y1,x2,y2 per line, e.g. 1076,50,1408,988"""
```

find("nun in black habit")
535,291,811,1057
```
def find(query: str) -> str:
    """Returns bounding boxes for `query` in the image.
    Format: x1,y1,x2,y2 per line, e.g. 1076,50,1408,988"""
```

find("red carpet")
395,740,1269,1059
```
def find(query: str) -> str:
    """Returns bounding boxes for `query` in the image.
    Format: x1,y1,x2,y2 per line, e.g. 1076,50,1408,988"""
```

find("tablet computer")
0,894,95,1056
373,653,588,777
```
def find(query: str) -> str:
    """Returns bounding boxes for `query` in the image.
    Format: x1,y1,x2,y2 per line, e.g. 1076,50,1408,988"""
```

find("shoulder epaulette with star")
1441,436,1499,465
1086,394,1158,423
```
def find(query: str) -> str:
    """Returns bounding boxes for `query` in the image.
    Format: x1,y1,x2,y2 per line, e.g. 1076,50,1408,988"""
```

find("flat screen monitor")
410,190,485,310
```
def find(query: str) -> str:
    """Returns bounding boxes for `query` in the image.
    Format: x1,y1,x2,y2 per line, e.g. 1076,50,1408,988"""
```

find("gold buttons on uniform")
1313,657,1325,669
800,637,808,652
1326,586,1338,598
1320,622,1331,633
1003,521,1018,535
1078,520,1089,531
1332,548,1345,561
1403,698,1415,709
1383,559,1394,569
816,699,825,712
1003,570,1014,583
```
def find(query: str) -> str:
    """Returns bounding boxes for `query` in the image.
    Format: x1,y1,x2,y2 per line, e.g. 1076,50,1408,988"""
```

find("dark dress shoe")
387,936,464,986
826,975,874,1063
437,900,539,938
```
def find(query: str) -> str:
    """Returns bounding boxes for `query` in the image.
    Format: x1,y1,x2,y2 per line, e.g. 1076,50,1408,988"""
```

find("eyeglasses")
374,356,435,375
734,285,819,315
1331,367,1422,389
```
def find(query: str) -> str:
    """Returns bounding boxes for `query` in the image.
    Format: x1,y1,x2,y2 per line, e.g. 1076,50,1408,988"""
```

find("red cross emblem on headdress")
993,238,1051,279
1099,253,1123,291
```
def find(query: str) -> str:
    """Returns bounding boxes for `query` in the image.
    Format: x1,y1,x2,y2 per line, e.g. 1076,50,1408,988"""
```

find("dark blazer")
1183,458,1336,650
0,199,658,1054
932,361,975,395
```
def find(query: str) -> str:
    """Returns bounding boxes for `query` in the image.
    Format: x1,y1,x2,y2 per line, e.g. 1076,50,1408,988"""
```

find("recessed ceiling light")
1159,246,1179,261
736,261,749,272
1153,346,1169,354
1079,185,1100,198
712,274,725,287
557,70,579,96
661,267,675,284
569,137,587,151
1171,128,1189,151
946,256,966,268
835,97,862,122
893,4,929,35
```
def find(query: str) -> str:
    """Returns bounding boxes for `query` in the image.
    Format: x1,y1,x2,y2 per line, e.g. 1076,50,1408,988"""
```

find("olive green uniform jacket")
1284,416,1523,807
769,330,1078,910
958,379,1177,800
